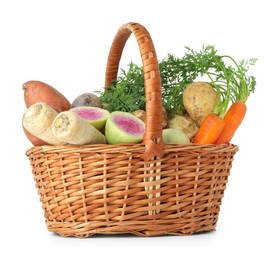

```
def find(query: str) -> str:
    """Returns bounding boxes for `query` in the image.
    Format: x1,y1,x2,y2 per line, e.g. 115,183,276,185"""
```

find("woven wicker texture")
26,22,239,237
105,22,164,161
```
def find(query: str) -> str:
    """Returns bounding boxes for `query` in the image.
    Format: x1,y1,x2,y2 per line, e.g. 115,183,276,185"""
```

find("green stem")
221,55,249,102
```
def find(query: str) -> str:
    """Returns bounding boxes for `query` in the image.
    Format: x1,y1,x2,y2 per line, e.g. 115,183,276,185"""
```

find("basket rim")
26,143,239,156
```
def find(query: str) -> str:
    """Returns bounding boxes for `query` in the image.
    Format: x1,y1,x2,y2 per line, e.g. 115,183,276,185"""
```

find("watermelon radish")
162,128,190,144
71,106,109,131
105,111,145,144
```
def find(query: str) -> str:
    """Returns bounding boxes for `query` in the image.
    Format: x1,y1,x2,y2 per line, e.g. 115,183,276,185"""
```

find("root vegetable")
70,106,109,131
23,102,65,145
161,106,168,129
23,80,71,112
132,109,146,123
22,80,71,145
105,111,145,144
183,82,218,126
52,111,106,145
167,114,198,140
133,107,168,129
194,54,255,145
193,113,225,144
215,101,247,144
71,93,102,108
163,128,190,144
102,103,110,110
22,124,49,146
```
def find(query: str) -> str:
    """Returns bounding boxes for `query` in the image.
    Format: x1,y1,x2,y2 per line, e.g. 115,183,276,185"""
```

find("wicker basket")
26,22,239,237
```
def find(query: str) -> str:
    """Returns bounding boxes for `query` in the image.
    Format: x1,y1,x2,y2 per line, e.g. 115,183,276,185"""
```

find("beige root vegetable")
132,106,168,128
161,106,168,129
22,102,65,145
52,111,106,145
168,113,198,140
132,109,146,122
182,81,218,126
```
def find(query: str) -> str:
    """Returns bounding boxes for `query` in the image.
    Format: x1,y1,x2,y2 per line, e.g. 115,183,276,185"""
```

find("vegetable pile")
22,45,257,147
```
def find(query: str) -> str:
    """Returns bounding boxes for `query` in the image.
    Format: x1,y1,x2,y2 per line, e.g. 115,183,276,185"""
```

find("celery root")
168,114,198,140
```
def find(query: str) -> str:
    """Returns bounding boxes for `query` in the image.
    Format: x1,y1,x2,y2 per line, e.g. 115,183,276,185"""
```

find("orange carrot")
193,114,225,144
215,101,247,144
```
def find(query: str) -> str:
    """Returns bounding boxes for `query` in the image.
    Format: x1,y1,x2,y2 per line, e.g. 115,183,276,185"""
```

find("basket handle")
105,22,164,161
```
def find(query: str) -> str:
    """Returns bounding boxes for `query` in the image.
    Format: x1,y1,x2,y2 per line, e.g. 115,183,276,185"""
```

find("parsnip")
23,102,65,145
52,111,106,145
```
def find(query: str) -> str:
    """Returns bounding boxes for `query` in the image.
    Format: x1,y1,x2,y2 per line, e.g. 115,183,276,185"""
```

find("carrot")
193,53,255,145
215,101,247,144
193,113,225,144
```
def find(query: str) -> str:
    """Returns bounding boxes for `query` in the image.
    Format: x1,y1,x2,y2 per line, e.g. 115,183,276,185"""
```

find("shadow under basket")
25,22,239,237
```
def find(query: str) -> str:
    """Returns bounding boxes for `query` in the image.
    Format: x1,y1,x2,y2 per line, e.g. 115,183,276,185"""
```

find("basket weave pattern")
26,22,238,237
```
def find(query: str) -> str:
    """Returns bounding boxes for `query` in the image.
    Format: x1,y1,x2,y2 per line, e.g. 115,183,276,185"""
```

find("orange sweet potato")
22,80,71,145
23,80,71,112
22,123,49,146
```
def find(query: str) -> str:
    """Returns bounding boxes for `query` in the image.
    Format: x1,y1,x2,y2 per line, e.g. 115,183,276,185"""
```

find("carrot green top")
98,45,257,119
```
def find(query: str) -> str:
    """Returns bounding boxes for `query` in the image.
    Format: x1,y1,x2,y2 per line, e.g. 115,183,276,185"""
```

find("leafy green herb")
97,45,256,118
96,63,145,112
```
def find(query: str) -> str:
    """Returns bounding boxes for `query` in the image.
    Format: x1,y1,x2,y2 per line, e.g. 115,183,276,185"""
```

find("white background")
1,0,278,259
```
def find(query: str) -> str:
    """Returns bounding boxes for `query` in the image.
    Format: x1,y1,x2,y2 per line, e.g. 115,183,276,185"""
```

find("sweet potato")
22,80,71,145
22,123,49,146
23,80,71,112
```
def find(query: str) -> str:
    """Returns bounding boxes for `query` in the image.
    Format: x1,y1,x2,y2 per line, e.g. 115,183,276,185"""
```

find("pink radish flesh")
114,115,144,135
74,108,104,120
